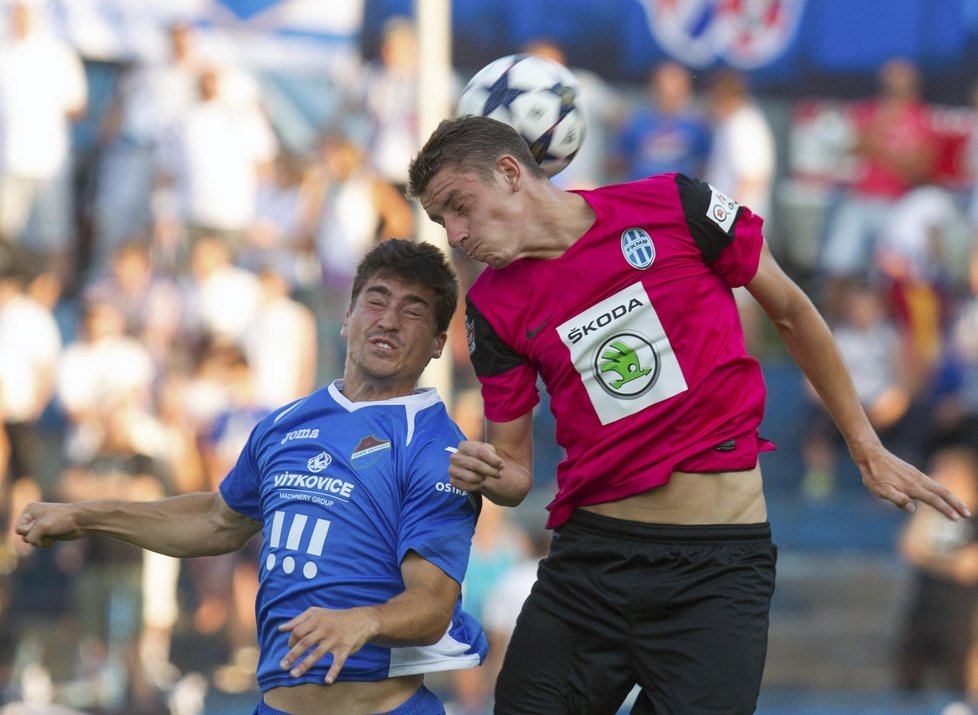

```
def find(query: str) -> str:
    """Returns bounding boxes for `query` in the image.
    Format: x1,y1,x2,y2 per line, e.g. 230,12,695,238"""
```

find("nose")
444,217,468,248
376,303,402,331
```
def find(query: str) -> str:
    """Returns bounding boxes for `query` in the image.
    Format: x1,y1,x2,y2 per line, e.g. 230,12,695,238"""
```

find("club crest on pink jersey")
621,228,655,269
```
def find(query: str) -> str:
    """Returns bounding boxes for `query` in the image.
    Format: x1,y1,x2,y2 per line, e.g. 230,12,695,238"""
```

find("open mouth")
371,337,397,351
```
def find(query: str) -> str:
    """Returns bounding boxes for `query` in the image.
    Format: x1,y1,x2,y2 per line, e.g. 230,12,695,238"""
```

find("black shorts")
494,510,777,715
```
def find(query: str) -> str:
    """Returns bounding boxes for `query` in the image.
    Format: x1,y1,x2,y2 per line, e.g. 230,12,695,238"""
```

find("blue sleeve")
218,422,264,522
397,433,480,585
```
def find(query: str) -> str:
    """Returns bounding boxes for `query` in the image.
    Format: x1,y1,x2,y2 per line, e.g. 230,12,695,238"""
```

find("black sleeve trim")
465,296,528,377
674,173,741,264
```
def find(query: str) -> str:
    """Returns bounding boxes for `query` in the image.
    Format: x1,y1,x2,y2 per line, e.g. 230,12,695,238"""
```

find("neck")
338,375,418,403
516,185,595,261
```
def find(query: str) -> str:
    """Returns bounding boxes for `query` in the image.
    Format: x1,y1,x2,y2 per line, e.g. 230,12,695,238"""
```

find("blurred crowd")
1,2,978,713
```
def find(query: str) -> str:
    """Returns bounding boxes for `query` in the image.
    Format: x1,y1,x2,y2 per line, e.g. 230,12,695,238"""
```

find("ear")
497,154,522,191
340,312,350,337
431,331,448,360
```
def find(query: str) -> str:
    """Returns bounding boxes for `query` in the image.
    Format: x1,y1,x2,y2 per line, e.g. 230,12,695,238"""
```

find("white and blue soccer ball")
456,53,586,177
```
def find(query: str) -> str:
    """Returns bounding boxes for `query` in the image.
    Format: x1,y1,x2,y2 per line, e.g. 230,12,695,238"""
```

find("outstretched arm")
746,241,970,520
16,491,261,557
448,412,534,506
278,550,461,683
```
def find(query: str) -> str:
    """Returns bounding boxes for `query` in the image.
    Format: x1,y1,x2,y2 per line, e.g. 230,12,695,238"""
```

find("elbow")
419,615,452,646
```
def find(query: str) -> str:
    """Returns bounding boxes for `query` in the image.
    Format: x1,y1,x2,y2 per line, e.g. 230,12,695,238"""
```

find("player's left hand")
278,606,378,684
859,447,971,521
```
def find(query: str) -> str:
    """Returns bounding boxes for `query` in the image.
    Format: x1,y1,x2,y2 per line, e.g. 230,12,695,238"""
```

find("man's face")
341,276,446,393
420,164,522,269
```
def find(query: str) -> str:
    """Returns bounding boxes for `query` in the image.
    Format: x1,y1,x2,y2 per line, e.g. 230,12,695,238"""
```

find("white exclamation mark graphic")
303,519,331,579
282,514,307,574
266,511,286,572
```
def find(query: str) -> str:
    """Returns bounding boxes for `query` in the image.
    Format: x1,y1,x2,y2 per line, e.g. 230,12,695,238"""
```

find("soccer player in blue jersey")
16,239,488,715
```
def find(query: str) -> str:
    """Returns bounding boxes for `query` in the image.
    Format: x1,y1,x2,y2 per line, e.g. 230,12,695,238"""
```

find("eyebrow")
429,185,459,214
364,284,430,307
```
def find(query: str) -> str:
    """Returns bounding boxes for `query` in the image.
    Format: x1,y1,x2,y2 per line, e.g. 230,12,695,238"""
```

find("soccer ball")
456,53,586,177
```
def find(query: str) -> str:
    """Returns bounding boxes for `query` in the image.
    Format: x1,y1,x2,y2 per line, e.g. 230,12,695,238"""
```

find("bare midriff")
263,674,423,715
579,466,767,524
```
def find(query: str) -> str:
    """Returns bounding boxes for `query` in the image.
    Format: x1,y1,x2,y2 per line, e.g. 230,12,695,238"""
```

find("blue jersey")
219,380,487,691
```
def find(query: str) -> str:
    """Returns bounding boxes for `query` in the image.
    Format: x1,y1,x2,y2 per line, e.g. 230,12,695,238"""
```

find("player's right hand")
448,440,505,493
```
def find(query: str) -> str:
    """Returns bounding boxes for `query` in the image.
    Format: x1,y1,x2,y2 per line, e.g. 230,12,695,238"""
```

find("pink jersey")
465,173,774,528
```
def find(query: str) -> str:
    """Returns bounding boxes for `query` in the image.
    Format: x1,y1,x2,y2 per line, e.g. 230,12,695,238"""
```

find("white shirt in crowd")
0,27,86,179
705,103,775,219
0,292,62,422
162,94,278,232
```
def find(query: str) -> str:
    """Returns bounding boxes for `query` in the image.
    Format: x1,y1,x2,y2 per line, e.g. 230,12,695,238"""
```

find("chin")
483,253,512,269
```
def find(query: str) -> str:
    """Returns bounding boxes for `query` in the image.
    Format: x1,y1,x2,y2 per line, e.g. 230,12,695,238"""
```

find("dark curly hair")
350,239,459,334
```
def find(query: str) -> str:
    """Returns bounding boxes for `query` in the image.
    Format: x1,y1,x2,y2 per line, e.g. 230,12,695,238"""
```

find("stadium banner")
636,0,807,71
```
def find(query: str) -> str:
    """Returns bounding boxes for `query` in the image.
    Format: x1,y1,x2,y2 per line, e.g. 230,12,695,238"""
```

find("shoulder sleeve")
465,296,526,377
218,421,264,521
674,173,765,287
398,430,481,585
465,295,540,422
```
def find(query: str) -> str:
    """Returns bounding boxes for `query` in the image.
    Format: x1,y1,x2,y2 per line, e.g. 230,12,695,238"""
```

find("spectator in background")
243,266,318,409
875,183,969,385
704,68,776,354
239,152,321,295
93,22,202,275
0,247,61,550
522,38,623,189
179,233,262,352
308,131,415,378
897,445,978,702
84,240,184,369
799,282,923,499
56,297,158,468
819,58,939,319
360,16,421,195
611,61,711,183
704,68,775,221
0,0,87,288
311,132,416,296
156,67,278,261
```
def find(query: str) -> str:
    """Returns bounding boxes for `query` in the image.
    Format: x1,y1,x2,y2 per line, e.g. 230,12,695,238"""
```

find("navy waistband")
564,509,772,543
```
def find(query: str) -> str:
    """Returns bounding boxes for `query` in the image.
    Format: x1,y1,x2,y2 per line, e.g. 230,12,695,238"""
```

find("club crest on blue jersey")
621,228,655,269
307,451,332,473
351,435,392,469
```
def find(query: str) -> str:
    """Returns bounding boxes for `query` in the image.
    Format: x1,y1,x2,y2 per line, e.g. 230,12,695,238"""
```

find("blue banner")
363,0,978,104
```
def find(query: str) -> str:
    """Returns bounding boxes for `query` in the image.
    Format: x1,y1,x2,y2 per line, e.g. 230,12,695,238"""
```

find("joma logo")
281,428,320,445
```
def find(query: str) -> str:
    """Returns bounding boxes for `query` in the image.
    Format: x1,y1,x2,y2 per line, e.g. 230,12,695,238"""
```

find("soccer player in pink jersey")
409,115,971,715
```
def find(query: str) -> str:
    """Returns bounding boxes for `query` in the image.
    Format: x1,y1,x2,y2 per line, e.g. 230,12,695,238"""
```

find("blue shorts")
251,684,445,715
